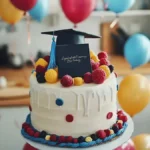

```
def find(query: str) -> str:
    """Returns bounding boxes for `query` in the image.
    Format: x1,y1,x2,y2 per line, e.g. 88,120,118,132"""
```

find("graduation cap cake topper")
42,29,100,78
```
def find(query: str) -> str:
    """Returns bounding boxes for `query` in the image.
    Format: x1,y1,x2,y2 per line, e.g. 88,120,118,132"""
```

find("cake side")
30,73,117,137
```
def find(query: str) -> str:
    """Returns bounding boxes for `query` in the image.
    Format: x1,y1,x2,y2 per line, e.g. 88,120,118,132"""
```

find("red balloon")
23,143,38,150
10,0,37,11
115,139,135,150
60,0,96,24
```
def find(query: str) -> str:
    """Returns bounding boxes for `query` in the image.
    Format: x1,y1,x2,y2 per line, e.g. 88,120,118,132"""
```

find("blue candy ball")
56,98,64,106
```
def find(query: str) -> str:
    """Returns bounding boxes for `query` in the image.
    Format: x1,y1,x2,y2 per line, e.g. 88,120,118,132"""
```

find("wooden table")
110,56,150,76
0,66,32,107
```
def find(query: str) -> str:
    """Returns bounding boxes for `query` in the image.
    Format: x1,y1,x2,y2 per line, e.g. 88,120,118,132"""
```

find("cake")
21,29,128,148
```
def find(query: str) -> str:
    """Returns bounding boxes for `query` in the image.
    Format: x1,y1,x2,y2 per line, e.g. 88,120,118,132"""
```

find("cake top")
32,28,115,88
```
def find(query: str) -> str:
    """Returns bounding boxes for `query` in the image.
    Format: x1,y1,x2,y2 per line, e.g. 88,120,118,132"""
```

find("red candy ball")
91,62,99,70
36,65,47,73
84,72,92,83
73,138,78,143
66,136,73,143
29,130,34,136
61,75,73,87
104,129,110,137
58,136,66,143
100,58,110,66
120,115,128,122
22,123,29,129
117,123,123,129
97,130,106,139
117,110,124,115
66,114,74,122
50,135,57,142
43,55,50,62
27,128,32,133
34,132,40,138
92,69,106,84
118,114,124,120
98,52,108,60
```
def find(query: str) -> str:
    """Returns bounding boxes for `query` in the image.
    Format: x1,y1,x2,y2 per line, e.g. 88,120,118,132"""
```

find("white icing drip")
81,91,92,117
110,86,113,102
96,92,101,112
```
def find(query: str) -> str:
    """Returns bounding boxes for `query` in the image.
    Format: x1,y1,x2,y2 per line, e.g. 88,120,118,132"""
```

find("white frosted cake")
21,29,128,148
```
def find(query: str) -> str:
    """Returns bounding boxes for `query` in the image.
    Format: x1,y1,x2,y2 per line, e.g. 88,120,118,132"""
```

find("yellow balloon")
0,0,24,24
118,74,150,117
132,134,150,150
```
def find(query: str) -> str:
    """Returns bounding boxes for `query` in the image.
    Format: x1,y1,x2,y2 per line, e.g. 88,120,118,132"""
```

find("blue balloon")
124,34,150,68
29,0,49,22
104,0,135,13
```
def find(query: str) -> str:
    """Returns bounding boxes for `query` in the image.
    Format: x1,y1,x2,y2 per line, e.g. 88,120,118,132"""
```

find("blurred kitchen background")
0,0,150,149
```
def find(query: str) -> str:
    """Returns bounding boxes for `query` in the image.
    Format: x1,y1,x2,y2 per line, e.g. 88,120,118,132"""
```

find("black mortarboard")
42,29,100,78
42,29,100,45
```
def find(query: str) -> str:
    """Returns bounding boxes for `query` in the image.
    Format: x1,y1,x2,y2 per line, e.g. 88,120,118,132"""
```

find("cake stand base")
23,113,134,150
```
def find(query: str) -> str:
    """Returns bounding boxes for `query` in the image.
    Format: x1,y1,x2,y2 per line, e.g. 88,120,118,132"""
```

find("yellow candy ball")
85,137,93,142
90,50,95,58
35,58,48,68
117,120,123,125
45,69,58,83
74,77,84,86
91,55,99,62
45,135,50,141
110,129,114,135
99,65,110,78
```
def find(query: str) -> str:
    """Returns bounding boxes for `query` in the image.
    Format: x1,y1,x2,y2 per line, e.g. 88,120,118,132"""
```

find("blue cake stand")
23,113,134,150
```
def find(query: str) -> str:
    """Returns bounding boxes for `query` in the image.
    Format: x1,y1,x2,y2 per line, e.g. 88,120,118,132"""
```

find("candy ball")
36,65,47,73
90,50,95,58
45,135,51,140
92,69,106,84
97,130,106,139
98,51,108,60
109,129,114,135
91,62,99,70
99,65,110,78
100,58,110,66
108,65,114,73
91,55,99,62
45,69,58,83
36,73,46,83
43,55,50,62
84,72,92,83
74,77,84,86
35,58,48,68
85,137,92,142
61,75,73,87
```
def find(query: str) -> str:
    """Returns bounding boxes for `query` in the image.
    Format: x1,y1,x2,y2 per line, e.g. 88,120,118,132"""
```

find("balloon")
104,0,135,13
10,0,37,11
115,139,135,150
132,134,150,150
0,0,24,24
23,143,37,150
60,0,96,25
124,34,150,68
29,0,49,22
117,74,150,117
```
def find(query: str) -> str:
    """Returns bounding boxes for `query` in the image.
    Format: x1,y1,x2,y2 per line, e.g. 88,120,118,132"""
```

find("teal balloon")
29,0,49,22
104,0,135,13
124,34,150,68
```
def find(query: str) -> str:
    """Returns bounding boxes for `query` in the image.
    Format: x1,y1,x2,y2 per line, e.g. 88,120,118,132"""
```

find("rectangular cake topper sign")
56,44,92,78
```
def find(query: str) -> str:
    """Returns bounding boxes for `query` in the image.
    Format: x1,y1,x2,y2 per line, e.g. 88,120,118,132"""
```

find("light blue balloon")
124,34,150,68
104,0,135,13
29,0,49,22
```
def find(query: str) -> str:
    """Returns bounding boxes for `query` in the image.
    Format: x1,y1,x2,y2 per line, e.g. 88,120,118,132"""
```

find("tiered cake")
21,29,128,148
